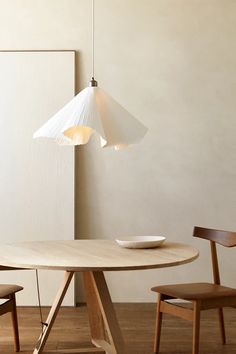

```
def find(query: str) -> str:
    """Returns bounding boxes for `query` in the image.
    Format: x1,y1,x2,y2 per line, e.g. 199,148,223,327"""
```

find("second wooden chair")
151,226,236,354
0,283,23,352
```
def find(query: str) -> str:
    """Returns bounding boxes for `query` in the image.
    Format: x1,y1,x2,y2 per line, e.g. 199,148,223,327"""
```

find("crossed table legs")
33,271,127,354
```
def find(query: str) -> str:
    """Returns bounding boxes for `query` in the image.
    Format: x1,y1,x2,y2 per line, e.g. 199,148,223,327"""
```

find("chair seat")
0,284,23,298
151,282,236,300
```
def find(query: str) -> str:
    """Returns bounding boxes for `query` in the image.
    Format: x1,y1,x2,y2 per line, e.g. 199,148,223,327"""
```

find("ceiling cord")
35,270,48,341
92,0,95,79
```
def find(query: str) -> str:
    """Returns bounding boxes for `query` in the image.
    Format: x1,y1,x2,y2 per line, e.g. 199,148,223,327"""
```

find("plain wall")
0,0,235,302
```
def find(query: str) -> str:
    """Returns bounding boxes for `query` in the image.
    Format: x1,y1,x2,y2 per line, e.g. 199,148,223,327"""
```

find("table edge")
0,250,199,272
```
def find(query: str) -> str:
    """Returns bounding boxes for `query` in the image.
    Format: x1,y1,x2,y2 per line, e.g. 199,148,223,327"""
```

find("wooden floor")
0,304,236,354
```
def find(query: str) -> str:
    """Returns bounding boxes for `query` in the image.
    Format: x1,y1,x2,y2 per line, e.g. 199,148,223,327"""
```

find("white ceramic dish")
116,236,166,249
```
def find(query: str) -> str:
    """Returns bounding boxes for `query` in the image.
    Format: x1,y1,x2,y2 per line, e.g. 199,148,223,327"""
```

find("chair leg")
218,308,226,344
154,294,163,354
10,294,20,352
192,301,201,354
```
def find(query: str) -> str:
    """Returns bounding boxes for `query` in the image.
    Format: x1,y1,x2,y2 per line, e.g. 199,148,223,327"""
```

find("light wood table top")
0,239,199,354
0,239,199,271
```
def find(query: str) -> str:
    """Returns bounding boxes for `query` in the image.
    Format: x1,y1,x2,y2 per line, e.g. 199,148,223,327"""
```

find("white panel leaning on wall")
0,51,75,306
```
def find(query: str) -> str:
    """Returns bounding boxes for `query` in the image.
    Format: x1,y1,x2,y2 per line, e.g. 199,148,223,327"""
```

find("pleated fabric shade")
33,83,148,150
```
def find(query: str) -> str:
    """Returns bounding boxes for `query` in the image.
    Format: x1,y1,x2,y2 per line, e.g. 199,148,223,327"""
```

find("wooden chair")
0,284,23,351
151,226,236,354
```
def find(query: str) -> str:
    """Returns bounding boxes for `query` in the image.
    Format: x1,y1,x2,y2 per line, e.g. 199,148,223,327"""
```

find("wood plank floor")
0,304,236,353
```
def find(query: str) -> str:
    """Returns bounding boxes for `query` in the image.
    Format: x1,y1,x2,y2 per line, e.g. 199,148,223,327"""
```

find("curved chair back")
193,226,236,285
193,226,236,247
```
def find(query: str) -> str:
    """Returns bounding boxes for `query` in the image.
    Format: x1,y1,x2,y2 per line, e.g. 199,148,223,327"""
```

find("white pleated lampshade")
33,83,148,150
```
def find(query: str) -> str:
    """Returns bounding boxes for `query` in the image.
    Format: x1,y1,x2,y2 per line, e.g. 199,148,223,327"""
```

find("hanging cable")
92,0,94,78
35,270,48,339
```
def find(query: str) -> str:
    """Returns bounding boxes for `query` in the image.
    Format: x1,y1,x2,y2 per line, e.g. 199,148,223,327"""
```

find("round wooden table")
0,240,199,354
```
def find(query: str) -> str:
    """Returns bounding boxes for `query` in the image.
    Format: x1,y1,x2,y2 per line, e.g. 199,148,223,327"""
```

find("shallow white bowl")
116,236,166,249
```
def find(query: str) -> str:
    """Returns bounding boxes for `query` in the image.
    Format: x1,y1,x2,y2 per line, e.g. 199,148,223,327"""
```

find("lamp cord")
92,0,95,79
35,270,48,339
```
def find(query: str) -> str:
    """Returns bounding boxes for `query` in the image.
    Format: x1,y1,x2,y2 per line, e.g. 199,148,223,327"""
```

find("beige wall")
0,0,235,302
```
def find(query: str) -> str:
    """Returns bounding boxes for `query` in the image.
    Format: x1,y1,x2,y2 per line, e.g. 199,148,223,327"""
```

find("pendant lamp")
33,0,148,150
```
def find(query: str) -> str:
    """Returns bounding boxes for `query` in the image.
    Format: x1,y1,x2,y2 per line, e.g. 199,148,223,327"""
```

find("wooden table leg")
83,271,127,354
33,271,74,354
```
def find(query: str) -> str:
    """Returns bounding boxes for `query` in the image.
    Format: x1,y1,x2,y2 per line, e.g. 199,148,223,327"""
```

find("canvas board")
0,51,75,305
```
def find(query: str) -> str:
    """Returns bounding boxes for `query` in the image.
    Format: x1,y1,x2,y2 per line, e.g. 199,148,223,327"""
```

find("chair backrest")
193,226,236,285
193,226,236,247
